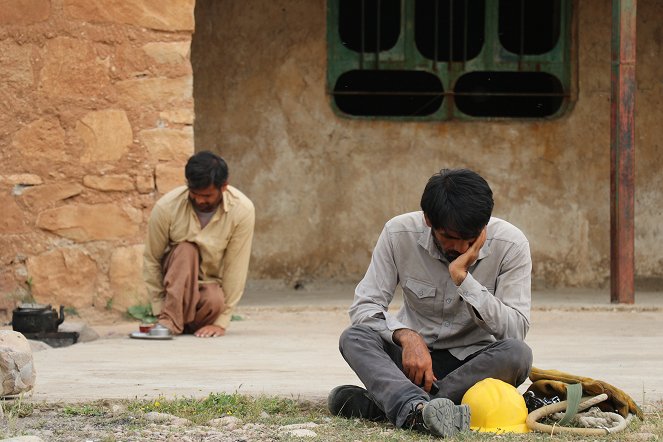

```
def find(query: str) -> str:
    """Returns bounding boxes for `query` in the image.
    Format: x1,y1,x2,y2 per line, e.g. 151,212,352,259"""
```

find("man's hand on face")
194,324,226,338
448,227,488,286
393,328,437,393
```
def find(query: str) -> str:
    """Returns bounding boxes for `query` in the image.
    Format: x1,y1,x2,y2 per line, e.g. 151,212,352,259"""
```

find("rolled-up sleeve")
458,241,532,340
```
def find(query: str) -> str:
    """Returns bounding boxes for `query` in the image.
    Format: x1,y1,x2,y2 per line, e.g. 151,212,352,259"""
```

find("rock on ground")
0,331,36,396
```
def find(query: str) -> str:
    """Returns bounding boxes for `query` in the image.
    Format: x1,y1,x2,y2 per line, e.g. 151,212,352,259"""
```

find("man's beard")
190,198,219,213
443,250,461,262
433,235,460,262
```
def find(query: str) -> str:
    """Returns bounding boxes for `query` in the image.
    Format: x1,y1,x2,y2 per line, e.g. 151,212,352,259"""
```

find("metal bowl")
148,324,172,337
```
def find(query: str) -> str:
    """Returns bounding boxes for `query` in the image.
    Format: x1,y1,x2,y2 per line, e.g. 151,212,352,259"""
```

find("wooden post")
610,0,636,304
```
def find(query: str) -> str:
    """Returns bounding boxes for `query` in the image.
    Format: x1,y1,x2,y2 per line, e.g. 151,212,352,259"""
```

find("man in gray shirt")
329,169,533,438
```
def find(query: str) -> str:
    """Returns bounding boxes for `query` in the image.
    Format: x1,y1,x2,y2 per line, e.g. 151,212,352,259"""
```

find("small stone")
279,422,319,430
260,411,270,419
0,436,46,442
282,429,317,438
209,415,241,429
58,321,99,343
144,411,190,426
28,340,53,353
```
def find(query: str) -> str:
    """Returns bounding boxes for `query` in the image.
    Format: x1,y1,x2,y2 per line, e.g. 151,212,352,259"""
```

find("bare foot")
194,324,226,338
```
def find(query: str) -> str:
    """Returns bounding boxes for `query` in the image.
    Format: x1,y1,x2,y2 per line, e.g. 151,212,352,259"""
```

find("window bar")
433,0,439,70
360,0,365,69
519,0,525,70
448,0,454,63
551,0,558,51
462,0,468,64
447,0,455,116
375,0,381,69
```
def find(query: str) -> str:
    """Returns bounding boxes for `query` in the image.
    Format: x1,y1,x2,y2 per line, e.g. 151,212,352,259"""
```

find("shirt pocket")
404,278,436,299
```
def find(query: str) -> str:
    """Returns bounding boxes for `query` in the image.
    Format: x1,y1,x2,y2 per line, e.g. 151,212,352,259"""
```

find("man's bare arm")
393,328,437,393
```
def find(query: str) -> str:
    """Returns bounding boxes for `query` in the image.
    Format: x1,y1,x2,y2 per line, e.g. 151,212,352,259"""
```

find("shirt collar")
418,224,491,263
221,187,230,213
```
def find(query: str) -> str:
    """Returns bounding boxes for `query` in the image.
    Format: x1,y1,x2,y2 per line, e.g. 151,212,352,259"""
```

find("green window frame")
327,0,574,120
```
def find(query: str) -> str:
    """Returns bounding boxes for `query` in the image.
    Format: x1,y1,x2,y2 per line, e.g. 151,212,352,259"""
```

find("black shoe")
404,398,471,438
327,385,387,421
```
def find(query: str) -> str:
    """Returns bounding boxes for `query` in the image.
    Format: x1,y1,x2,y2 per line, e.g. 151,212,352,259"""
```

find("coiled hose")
526,393,634,435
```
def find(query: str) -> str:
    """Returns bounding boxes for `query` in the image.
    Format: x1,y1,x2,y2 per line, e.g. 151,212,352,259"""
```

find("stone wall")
0,0,195,319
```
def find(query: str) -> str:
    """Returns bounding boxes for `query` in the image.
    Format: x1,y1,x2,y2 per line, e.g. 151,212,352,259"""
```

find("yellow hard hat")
461,378,531,433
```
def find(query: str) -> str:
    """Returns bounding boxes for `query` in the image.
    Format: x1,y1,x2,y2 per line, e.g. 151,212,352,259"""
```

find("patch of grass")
127,393,305,425
62,404,106,417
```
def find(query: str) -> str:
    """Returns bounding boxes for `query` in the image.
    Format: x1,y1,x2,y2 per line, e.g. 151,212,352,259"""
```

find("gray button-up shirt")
349,212,531,360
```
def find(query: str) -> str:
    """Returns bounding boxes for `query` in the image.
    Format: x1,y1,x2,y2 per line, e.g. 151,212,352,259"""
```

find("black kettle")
12,303,65,334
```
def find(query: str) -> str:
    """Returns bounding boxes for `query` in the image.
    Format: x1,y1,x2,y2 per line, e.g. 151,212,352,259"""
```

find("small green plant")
127,303,157,324
231,314,243,321
64,306,80,317
8,277,36,305
0,395,34,419
105,297,114,311
23,277,36,303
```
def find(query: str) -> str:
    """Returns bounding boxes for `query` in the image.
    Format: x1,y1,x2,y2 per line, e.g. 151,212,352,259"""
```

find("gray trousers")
339,324,533,427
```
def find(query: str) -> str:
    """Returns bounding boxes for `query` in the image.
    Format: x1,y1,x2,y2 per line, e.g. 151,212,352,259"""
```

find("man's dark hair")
420,168,494,239
185,151,229,189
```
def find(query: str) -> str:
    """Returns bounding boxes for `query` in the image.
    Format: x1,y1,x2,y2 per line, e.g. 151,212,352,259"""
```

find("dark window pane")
454,71,564,117
499,0,561,55
333,70,444,116
339,0,401,52
415,0,485,61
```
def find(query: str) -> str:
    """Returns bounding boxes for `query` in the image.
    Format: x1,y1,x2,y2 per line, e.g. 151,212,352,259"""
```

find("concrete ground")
23,284,663,412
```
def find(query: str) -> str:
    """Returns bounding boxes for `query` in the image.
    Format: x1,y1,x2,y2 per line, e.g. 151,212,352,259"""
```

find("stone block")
83,174,134,192
155,163,185,194
0,0,50,25
159,108,194,125
0,192,30,234
12,117,67,159
142,41,190,65
109,244,146,311
38,37,110,99
139,127,193,162
116,76,192,107
135,173,155,194
19,182,83,210
0,330,36,396
36,203,141,241
0,40,35,88
26,248,98,308
0,174,43,186
64,0,194,31
76,109,133,163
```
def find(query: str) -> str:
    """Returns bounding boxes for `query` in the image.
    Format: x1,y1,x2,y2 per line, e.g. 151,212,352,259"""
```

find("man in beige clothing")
143,151,255,338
